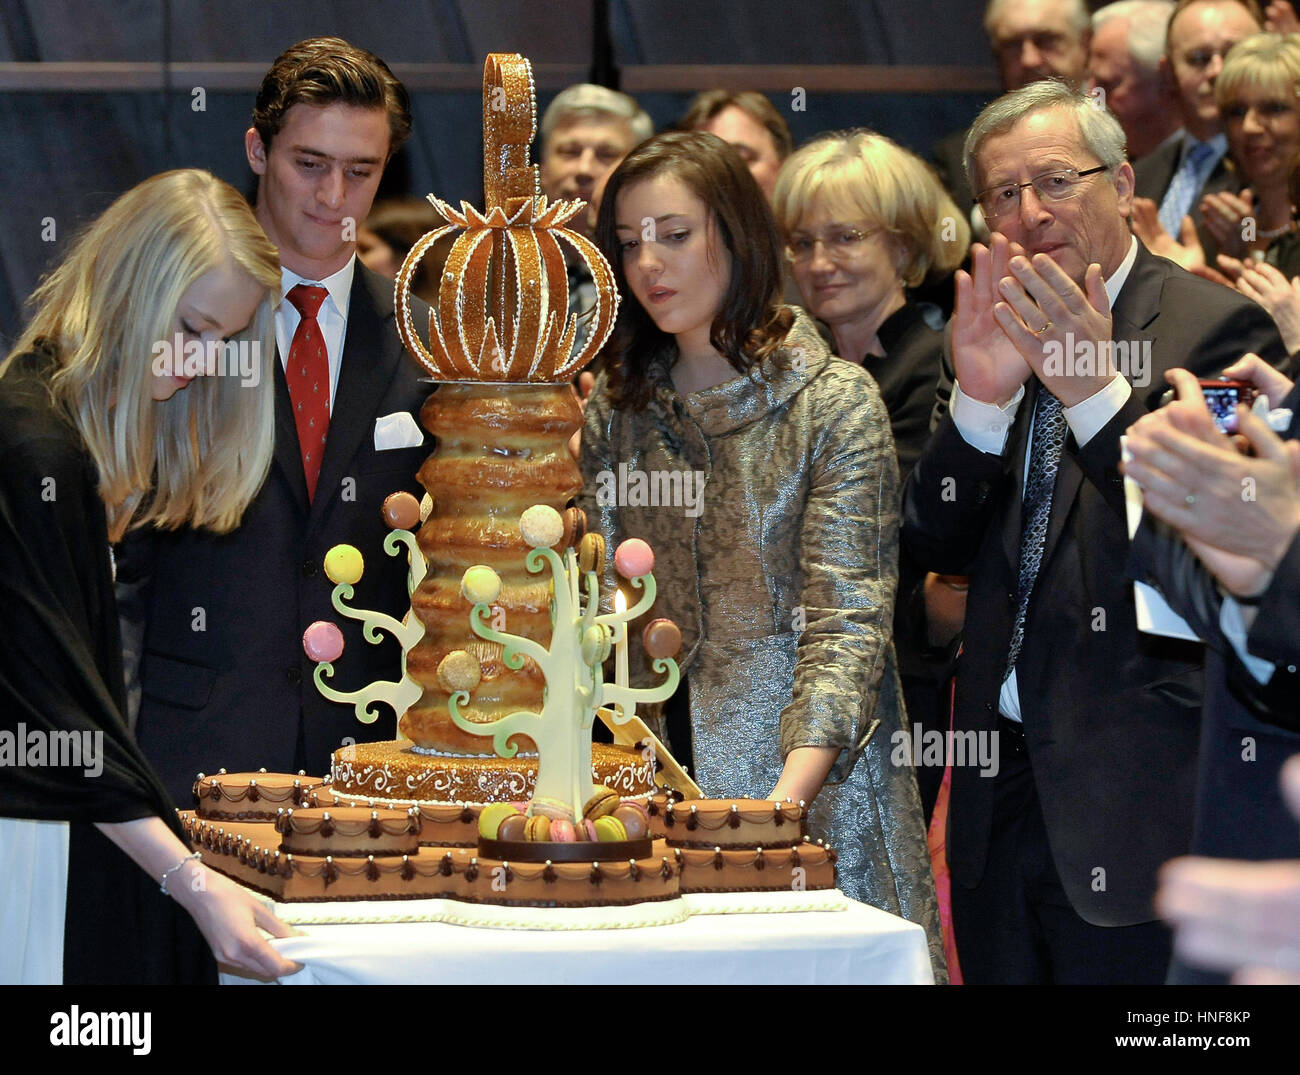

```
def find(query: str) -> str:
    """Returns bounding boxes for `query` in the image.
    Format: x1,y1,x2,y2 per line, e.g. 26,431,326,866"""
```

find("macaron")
643,618,682,659
612,803,648,840
519,505,564,549
593,816,628,842
549,819,577,842
524,815,552,842
496,813,527,842
614,538,654,579
436,650,482,692
460,565,502,605
558,506,587,550
529,797,575,822
580,819,598,842
578,532,606,575
616,798,651,827
302,621,344,663
478,801,520,840
381,491,421,531
582,786,620,820
323,544,364,586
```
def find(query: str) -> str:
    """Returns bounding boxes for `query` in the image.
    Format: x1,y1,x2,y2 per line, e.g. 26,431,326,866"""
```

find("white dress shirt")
949,236,1139,721
276,258,356,416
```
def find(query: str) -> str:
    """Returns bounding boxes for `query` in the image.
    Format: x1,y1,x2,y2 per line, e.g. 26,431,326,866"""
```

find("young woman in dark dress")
0,168,300,983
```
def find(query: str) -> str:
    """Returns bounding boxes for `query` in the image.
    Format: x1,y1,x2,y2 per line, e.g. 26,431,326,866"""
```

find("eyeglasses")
974,164,1110,220
784,227,880,264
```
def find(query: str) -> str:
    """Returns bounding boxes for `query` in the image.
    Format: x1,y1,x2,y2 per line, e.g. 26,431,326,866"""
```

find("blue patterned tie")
1003,386,1067,681
1158,141,1215,238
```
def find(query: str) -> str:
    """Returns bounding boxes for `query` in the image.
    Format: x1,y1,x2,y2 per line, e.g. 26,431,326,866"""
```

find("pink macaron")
550,818,576,842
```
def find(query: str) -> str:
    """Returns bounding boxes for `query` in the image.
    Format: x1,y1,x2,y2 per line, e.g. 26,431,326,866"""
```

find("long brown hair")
595,130,794,410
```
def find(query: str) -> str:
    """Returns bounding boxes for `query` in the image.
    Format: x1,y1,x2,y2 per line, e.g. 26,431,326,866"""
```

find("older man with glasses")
902,78,1286,984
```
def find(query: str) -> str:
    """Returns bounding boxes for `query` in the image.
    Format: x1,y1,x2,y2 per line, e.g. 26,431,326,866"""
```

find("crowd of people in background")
3,0,1300,987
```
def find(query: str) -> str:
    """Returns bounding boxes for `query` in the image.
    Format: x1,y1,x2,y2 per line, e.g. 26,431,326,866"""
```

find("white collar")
1105,235,1139,307
280,257,356,318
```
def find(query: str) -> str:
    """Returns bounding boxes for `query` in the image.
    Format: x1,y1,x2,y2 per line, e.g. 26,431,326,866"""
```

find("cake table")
219,895,933,985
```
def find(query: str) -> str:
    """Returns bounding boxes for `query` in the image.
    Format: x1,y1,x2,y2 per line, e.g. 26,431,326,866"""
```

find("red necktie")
285,284,330,501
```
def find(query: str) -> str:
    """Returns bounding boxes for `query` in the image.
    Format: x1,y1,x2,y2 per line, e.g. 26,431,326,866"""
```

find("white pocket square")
373,411,425,451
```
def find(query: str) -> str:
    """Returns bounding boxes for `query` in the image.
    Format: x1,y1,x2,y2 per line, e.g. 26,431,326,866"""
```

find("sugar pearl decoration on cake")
460,564,502,605
519,504,564,549
302,620,345,663
323,544,364,586
381,491,421,531
436,649,482,692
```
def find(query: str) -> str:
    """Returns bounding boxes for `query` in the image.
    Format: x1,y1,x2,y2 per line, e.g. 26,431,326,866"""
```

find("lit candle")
614,589,629,714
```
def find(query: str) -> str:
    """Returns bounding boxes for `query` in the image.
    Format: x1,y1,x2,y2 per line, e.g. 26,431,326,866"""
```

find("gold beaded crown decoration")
395,54,619,383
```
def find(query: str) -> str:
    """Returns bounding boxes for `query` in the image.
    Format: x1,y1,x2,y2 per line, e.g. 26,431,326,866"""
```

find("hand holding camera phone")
1159,379,1258,434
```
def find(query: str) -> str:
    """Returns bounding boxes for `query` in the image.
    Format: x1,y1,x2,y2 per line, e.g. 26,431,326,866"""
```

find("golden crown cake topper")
395,54,619,383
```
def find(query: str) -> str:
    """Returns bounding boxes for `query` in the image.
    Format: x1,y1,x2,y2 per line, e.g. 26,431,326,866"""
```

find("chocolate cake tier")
662,798,808,848
275,806,421,857
192,770,325,821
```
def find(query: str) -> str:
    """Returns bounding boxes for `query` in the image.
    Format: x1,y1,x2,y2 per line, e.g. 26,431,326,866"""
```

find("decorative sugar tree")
301,492,430,725
437,504,681,818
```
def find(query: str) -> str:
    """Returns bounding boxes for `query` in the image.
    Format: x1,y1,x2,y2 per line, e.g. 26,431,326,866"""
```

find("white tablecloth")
222,896,933,985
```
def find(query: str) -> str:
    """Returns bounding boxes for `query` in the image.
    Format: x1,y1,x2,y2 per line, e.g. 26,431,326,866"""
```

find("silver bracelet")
160,851,202,896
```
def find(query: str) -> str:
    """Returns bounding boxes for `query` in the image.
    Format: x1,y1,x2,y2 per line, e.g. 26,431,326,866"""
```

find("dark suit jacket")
902,241,1287,926
1130,388,1300,865
933,127,974,228
1133,134,1240,268
129,264,432,806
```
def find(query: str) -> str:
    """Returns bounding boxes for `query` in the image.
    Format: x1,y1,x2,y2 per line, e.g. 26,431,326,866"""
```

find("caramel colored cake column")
403,383,583,752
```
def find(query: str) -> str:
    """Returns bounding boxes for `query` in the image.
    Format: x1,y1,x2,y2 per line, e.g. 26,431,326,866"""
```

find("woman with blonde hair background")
1205,32,1300,272
773,129,969,484
0,168,299,983
1134,32,1300,281
774,130,971,822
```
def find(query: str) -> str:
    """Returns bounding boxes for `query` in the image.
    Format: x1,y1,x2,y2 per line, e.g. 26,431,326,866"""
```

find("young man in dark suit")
127,38,432,806
903,79,1286,983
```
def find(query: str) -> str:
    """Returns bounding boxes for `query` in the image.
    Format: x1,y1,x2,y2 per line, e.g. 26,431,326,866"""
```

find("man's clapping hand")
1122,367,1300,599
950,234,1034,406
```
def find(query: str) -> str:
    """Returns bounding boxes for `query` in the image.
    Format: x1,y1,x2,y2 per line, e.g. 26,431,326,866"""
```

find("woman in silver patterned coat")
580,131,945,979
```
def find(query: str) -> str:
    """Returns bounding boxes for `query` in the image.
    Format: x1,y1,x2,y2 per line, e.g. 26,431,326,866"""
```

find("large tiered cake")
183,54,843,928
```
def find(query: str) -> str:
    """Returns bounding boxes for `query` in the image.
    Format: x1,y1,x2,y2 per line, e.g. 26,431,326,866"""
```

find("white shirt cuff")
1219,597,1276,685
1062,374,1131,448
951,380,1025,455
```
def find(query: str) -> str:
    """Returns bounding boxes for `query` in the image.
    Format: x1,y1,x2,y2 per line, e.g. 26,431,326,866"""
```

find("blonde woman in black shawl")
0,169,299,984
